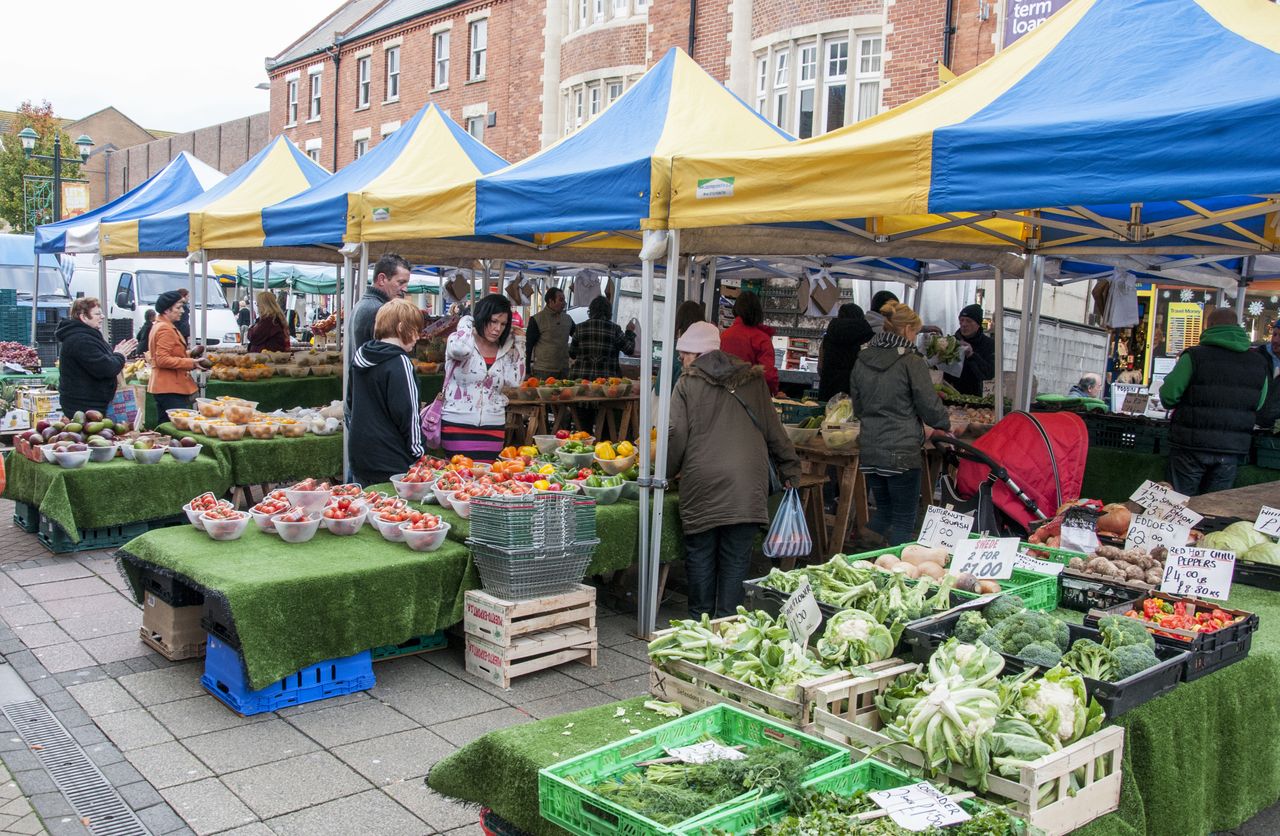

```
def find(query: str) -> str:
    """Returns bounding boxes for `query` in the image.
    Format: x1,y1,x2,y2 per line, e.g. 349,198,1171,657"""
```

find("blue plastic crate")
200,635,375,716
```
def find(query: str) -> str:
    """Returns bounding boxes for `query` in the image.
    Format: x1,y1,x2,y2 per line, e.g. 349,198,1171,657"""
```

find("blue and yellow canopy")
356,48,790,242
667,0,1280,252
99,137,329,257
34,152,224,255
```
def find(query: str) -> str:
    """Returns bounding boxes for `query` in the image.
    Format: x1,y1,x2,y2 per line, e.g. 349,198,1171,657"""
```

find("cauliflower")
1023,678,1081,743
816,609,895,667
1015,666,1101,749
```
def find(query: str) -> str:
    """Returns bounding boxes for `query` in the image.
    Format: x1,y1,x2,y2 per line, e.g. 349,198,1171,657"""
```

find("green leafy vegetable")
816,609,897,667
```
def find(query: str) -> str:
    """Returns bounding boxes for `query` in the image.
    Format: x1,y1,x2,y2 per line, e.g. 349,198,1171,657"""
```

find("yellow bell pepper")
595,442,616,460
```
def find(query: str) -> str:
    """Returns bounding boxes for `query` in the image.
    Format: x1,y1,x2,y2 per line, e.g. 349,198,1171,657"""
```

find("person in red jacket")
720,290,780,395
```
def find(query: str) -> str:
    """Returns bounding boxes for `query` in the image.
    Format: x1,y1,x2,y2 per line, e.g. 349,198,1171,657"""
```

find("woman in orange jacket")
148,291,210,422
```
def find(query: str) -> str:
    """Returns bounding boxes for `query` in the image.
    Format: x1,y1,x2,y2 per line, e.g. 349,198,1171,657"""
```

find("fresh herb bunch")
755,788,1030,835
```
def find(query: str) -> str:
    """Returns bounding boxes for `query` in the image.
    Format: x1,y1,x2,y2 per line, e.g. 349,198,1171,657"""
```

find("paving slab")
116,664,206,705
559,647,649,687
183,720,319,774
93,708,175,751
149,695,269,739
78,632,150,665
283,698,419,749
160,778,258,836
263,788,427,835
383,779,477,832
0,604,53,628
30,643,96,675
27,577,115,603
41,594,138,621
373,671,506,727
331,728,456,787
57,609,142,641
430,707,532,748
3,562,92,587
66,678,141,717
221,751,371,819
124,741,213,790
516,687,616,720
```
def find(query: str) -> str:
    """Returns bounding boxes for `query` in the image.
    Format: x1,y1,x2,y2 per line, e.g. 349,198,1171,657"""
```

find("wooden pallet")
811,660,1124,836
463,585,597,689
139,627,206,661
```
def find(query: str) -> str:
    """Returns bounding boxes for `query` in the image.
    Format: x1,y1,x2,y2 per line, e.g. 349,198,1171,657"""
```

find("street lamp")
19,128,93,347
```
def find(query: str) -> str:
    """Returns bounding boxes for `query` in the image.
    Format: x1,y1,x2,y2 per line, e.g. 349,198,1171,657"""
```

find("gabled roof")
340,0,462,43
267,0,384,69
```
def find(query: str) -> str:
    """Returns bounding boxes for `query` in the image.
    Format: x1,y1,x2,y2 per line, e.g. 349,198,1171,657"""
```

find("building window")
577,0,588,29
856,35,883,121
613,0,628,14
858,35,882,74
469,20,487,80
772,48,789,130
588,85,601,119
356,57,371,108
795,44,817,138
353,138,368,159
755,56,767,114
308,71,322,119
286,79,298,125
434,32,450,87
635,0,647,7
574,89,585,128
563,93,573,135
465,115,485,141
824,39,849,132
606,80,623,105
307,148,321,163
385,46,401,100
594,0,604,22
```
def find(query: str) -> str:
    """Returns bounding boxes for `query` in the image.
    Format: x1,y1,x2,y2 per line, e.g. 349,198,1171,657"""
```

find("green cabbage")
1243,541,1280,566
1201,521,1270,554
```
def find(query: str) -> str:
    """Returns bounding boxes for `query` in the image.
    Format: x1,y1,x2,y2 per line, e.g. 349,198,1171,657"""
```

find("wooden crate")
811,661,1124,836
140,595,206,661
464,584,595,647
463,585,598,689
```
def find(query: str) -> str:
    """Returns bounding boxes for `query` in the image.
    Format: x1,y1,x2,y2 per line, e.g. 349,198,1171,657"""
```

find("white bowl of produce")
200,510,250,541
167,443,202,463
284,488,330,513
390,473,435,502
400,520,450,552
371,512,409,542
321,505,367,536
271,511,322,543
133,447,166,465
87,444,118,463
55,450,91,469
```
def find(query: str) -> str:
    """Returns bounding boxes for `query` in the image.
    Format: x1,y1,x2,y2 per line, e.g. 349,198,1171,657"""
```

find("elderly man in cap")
149,290,211,421
668,321,801,618
944,303,996,397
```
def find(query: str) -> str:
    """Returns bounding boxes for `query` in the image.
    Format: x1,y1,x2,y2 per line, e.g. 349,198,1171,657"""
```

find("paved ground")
0,497,666,836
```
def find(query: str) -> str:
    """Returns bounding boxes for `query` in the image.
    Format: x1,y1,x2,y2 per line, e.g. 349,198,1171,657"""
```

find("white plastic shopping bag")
763,488,812,560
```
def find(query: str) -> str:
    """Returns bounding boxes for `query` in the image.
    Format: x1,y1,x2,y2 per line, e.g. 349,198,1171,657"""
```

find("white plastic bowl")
133,447,166,465
594,453,637,476
533,434,566,455
371,514,408,542
450,493,473,519
248,507,283,533
55,450,91,469
87,444,118,463
271,512,322,543
183,500,230,529
400,521,450,552
389,473,434,502
432,484,459,510
321,507,367,536
580,482,623,505
284,488,330,513
555,448,595,469
201,511,250,541
119,443,136,460
167,443,202,462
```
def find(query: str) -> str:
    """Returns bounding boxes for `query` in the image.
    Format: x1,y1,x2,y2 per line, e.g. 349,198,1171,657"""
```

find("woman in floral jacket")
441,294,524,462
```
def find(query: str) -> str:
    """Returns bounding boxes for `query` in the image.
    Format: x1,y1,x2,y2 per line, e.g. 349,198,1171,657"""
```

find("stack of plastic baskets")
467,493,599,599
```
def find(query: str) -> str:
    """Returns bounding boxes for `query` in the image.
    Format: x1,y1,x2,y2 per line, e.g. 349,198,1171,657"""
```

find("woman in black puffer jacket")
56,297,136,416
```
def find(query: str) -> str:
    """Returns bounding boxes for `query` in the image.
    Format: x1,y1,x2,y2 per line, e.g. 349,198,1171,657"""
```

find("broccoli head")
1016,641,1064,669
1062,638,1117,681
1112,643,1161,680
954,611,990,643
1099,614,1156,651
978,626,1003,651
992,610,1069,654
982,595,1027,625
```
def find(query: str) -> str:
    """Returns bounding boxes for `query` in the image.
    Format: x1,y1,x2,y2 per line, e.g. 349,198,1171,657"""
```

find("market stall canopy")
99,137,329,258
33,152,225,255
361,48,790,244
666,0,1280,257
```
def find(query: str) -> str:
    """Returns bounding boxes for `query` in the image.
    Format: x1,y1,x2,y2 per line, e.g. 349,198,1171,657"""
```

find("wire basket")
469,493,578,549
574,498,598,542
469,539,600,599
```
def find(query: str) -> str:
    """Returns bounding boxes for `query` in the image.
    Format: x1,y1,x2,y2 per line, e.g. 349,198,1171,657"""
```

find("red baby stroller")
933,411,1089,537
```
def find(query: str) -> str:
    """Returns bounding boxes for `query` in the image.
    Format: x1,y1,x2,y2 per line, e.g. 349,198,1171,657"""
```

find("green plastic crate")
538,704,850,836
37,516,149,554
840,543,1059,611
1255,435,1280,470
12,500,39,534
674,759,915,835
371,631,447,661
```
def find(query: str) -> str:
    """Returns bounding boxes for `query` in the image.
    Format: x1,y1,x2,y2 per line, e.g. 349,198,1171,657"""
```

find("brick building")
266,0,997,169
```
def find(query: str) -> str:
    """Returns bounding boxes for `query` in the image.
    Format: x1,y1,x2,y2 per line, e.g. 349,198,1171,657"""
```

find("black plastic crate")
1082,413,1169,454
1233,561,1280,591
12,500,39,533
1058,570,1146,613
902,610,1188,716
201,593,239,649
38,516,147,554
1183,632,1253,681
140,568,204,607
1254,434,1280,469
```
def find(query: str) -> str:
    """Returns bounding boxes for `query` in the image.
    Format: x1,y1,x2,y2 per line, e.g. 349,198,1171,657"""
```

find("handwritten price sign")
918,506,974,554
870,783,971,832
1254,506,1280,539
950,537,1019,580
1130,480,1190,512
1120,392,1151,415
1151,501,1202,529
1015,551,1065,576
782,578,822,643
1160,546,1235,601
1125,514,1192,552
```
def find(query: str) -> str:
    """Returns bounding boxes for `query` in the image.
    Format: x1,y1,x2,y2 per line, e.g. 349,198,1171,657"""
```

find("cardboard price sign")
1150,501,1202,529
1161,546,1235,601
869,783,971,832
1125,514,1192,552
1129,480,1190,512
982,379,996,398
950,537,1019,580
918,506,974,554
782,578,822,643
1120,392,1151,415
1253,505,1280,539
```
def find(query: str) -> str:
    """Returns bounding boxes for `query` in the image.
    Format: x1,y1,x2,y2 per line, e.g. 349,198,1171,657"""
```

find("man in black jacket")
944,303,995,397
56,297,137,416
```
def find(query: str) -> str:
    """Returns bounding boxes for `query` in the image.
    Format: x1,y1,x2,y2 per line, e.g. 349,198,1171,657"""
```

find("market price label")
666,740,746,764
982,379,996,398
1254,506,1280,539
950,537,1019,580
918,506,974,554
1160,546,1235,601
869,783,971,832
1125,514,1192,552
1059,507,1100,554
1150,501,1202,529
1110,383,1146,413
1015,551,1065,576
1120,392,1151,415
782,578,822,644
1129,480,1190,512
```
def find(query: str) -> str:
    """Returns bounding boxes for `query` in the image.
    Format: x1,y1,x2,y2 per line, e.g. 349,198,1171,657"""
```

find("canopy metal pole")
1021,255,1046,410
635,229,666,638
341,253,353,480
97,259,109,338
334,261,343,354
645,229,682,639
992,268,1005,422
200,252,210,347
31,251,39,348
1235,256,1252,320
186,257,197,350
703,258,717,316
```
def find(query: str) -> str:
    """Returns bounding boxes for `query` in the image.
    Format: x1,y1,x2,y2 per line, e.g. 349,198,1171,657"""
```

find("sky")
1,0,329,132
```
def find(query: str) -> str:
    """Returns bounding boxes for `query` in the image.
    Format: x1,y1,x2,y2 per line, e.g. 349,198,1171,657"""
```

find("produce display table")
3,452,232,544
118,524,476,690
506,393,639,443
1080,447,1279,503
159,423,343,487
365,485,687,574
1187,481,1280,520
141,373,443,427
427,584,1280,836
794,440,866,549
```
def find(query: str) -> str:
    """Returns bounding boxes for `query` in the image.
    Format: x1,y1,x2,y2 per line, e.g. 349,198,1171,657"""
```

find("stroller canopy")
954,412,1089,531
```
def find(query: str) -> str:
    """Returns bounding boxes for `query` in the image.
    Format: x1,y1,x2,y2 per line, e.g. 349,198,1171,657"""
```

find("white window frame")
795,43,817,139
613,0,628,14
606,80,623,105
307,148,321,163
588,85,601,119
353,137,368,159
574,88,585,128
635,0,647,7
772,48,790,130
305,137,322,163
855,35,883,122
356,56,371,108
858,35,883,75
465,115,485,141
286,79,298,125
754,55,767,115
563,93,573,135
469,19,488,80
432,32,450,88
823,38,849,133
578,0,588,29
385,46,401,101
308,71,323,120
593,0,604,22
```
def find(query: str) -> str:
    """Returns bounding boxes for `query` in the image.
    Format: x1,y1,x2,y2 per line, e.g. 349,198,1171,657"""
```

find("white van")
68,257,240,347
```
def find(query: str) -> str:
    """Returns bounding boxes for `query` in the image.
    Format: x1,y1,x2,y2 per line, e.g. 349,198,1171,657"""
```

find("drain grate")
2,700,151,836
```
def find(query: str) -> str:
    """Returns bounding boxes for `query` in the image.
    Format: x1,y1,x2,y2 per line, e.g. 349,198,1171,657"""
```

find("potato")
917,561,946,581
975,580,1002,594
1068,556,1086,570
891,562,920,579
874,555,900,571
901,544,948,567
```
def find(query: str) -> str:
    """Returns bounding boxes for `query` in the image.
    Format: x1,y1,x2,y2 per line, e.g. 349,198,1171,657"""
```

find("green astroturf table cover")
3,450,232,542
118,523,476,690
159,423,344,486
428,584,1280,836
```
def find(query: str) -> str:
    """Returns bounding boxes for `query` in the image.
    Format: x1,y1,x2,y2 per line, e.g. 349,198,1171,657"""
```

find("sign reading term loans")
1004,0,1073,46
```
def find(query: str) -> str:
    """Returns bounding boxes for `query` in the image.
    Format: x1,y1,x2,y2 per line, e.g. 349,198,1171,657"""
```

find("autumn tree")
0,100,82,232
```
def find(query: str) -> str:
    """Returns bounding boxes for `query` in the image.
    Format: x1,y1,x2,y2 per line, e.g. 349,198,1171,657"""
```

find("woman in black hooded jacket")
817,303,874,402
56,297,137,416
